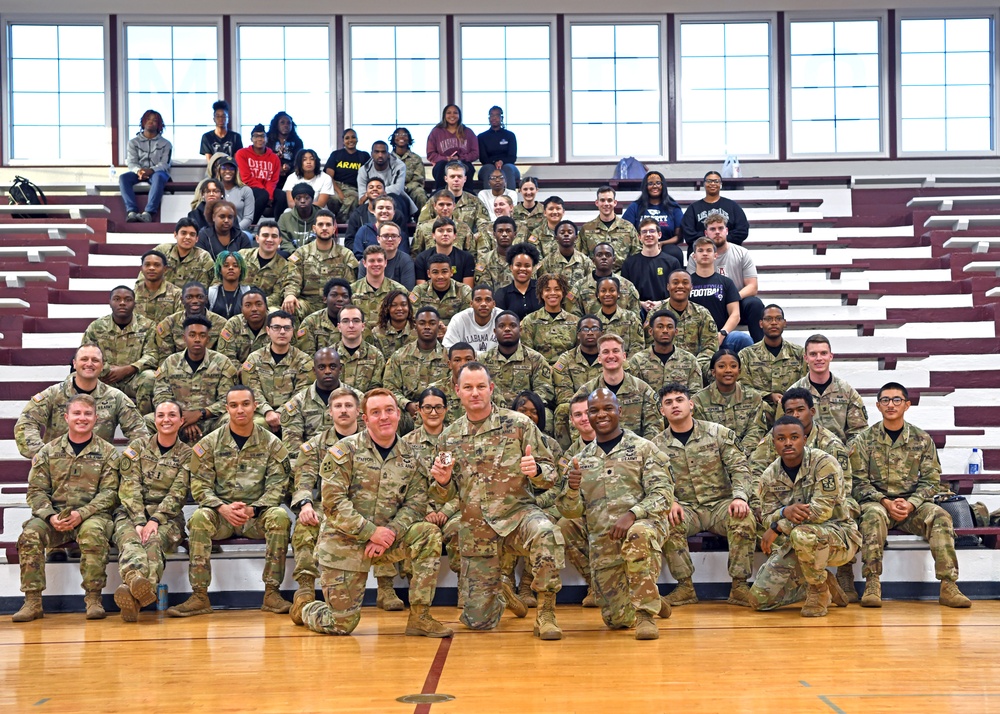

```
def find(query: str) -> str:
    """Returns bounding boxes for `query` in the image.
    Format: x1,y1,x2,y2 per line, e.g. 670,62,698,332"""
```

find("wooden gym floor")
3,601,999,713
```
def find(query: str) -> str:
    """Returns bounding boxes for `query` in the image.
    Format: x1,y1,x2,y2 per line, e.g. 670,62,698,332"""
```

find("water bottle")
109,165,118,182
967,448,983,475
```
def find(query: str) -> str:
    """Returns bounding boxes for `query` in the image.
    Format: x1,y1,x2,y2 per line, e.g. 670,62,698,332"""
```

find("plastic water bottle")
967,448,983,475
109,165,117,182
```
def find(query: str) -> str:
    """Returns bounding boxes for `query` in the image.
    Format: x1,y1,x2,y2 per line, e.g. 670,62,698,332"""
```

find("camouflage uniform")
241,346,315,419
404,425,461,574
574,374,662,439
428,377,506,428
19,435,119,594
150,242,215,289
289,426,345,587
513,202,544,236
520,309,578,365
280,382,363,453
371,322,417,359
81,313,155,400
750,448,861,610
596,310,645,354
626,347,702,395
526,223,557,259
552,346,602,447
397,149,429,209
474,249,513,290
738,339,807,398
851,422,959,582
480,343,555,409
349,277,407,325
133,280,182,325
557,430,673,627
538,251,595,288
418,191,490,236
331,338,386,392
15,377,147,459
295,311,377,356
186,425,292,591
217,314,270,369
433,409,563,630
383,340,450,412
113,436,191,587
669,301,718,383
692,382,769,456
555,439,592,585
148,310,227,368
786,374,869,446
237,248,288,307
152,349,238,434
299,432,441,635
284,242,359,318
408,281,473,326
412,219,484,255
566,273,641,317
577,217,641,271
651,420,757,581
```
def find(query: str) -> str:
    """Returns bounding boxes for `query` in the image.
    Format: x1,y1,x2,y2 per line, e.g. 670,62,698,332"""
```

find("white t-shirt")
442,307,502,354
283,172,335,197
477,189,519,222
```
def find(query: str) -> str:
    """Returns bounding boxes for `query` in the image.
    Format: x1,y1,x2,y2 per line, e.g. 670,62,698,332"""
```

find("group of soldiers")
10,165,973,637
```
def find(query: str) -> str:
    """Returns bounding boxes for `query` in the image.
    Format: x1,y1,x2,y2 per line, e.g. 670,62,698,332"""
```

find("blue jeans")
722,330,754,353
120,170,170,214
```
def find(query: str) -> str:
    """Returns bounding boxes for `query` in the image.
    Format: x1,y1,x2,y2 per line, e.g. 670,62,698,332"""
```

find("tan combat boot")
727,578,752,607
500,575,528,618
533,592,562,641
860,576,882,608
166,589,212,617
124,570,157,607
826,570,849,608
114,584,139,622
261,586,292,614
665,578,699,606
634,611,659,640
294,578,316,605
517,572,537,608
84,591,106,620
800,583,830,618
405,605,454,638
659,596,672,619
376,576,404,611
940,580,972,608
836,564,859,603
289,589,312,626
581,587,598,608
11,593,43,623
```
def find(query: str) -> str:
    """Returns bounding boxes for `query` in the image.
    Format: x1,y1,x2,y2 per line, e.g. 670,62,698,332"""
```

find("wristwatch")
200,409,208,421
770,522,781,534
719,329,729,337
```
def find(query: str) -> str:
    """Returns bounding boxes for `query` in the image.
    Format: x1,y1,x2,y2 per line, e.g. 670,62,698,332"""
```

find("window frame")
454,15,558,163
117,15,224,167
783,10,890,159
674,12,779,162
563,15,669,163
895,8,999,158
230,16,336,158
2,14,112,166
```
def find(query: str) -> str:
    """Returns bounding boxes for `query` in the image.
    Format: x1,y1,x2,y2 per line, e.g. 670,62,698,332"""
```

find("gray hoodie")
126,132,173,176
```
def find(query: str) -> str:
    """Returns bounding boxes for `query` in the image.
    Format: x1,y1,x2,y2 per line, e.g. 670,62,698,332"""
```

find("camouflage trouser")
332,181,359,223
291,518,322,583
300,521,442,636
553,404,572,450
664,499,757,581
372,512,461,579
113,515,184,585
134,369,157,415
102,369,143,403
859,501,959,581
558,516,591,583
750,523,859,611
18,514,113,593
186,506,291,589
592,520,665,628
405,183,428,212
460,510,565,630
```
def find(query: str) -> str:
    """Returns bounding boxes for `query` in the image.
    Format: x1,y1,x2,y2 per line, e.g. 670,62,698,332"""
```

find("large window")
789,20,882,155
569,23,662,158
125,24,218,161
349,24,441,152
900,17,993,153
679,21,772,158
237,25,331,153
460,24,552,159
7,23,107,162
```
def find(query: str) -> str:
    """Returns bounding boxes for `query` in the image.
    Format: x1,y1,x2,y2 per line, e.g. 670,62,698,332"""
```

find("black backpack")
7,175,47,218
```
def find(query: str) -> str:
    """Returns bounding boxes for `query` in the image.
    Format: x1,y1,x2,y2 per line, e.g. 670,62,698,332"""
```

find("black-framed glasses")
877,396,906,405
420,404,446,413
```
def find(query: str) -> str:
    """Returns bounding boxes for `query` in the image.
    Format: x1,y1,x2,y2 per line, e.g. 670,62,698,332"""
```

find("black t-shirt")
271,349,288,364
766,341,783,357
200,129,242,158
783,462,802,482
620,251,680,302
316,386,333,405
654,347,675,363
414,247,475,283
885,426,904,443
494,280,540,320
185,355,204,372
811,376,833,395
604,377,624,395
689,271,740,331
671,426,694,446
597,432,624,455
69,436,93,456
374,438,397,461
231,430,249,450
582,350,598,365
324,148,371,185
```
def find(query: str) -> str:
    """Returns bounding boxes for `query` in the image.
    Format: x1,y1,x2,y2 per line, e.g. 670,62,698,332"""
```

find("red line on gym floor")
413,636,453,714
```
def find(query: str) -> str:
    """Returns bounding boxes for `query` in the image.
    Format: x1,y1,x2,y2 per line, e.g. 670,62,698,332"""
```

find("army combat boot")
114,584,139,623
376,576,404,611
11,593,43,623
666,578,699,606
500,575,528,618
405,605,454,638
261,586,292,614
836,564,859,603
289,589,313,626
533,592,562,641
124,570,157,607
84,591,106,620
634,611,659,640
659,596,672,619
860,576,882,608
294,577,316,605
517,570,537,608
826,570,849,608
727,578,751,607
800,583,830,618
167,589,212,617
581,587,598,608
940,580,972,608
